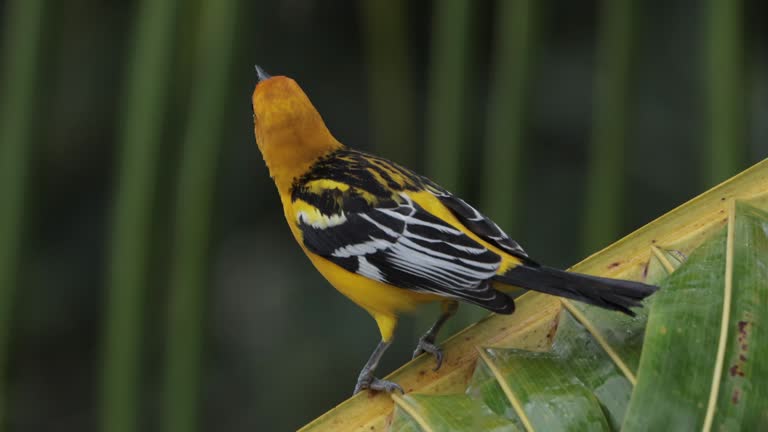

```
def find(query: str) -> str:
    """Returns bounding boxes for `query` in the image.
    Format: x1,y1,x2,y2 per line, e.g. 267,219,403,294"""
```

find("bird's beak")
255,65,271,82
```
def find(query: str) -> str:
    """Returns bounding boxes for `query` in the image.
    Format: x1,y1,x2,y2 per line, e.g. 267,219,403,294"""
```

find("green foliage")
625,202,768,430
481,0,537,232
163,1,240,432
479,312,632,431
0,0,45,428
102,1,178,431
582,0,635,254
361,0,416,167
424,0,475,195
705,0,745,185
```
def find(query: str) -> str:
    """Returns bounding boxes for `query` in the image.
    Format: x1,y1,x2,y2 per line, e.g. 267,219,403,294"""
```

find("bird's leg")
353,340,404,395
412,300,459,371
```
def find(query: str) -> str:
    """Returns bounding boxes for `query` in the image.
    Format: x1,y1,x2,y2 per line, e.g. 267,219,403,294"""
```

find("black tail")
493,265,658,316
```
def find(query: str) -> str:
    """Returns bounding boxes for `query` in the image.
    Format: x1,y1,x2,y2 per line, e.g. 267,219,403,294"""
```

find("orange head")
252,66,343,193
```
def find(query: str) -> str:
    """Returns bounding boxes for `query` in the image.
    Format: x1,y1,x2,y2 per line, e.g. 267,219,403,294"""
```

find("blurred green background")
0,0,766,431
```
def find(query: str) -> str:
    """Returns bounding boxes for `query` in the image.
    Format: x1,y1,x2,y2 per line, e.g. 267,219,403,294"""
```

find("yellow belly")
305,252,441,315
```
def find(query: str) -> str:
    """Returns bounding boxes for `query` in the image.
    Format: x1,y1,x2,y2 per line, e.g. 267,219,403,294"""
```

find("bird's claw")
354,372,404,395
412,335,444,371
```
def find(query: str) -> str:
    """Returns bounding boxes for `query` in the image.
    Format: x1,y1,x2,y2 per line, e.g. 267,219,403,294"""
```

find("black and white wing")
424,183,534,264
296,192,514,313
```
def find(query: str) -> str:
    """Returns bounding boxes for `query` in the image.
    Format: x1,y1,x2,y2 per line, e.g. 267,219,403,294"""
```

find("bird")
250,66,658,395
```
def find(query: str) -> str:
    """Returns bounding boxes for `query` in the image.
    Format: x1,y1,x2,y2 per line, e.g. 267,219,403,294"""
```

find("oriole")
251,66,657,394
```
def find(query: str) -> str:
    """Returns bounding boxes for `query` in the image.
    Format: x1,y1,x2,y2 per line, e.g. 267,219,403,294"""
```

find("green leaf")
392,394,519,432
465,357,524,428
559,243,682,384
623,201,768,430
390,405,423,432
627,229,728,430
478,311,629,431
711,202,768,428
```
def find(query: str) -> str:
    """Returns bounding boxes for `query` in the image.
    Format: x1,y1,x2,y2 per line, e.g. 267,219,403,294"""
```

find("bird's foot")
412,335,444,371
354,370,404,395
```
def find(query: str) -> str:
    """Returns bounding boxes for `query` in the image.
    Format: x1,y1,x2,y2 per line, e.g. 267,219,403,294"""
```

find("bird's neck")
257,121,343,194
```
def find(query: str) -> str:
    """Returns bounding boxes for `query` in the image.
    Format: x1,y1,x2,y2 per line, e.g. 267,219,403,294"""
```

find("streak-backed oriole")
250,67,657,394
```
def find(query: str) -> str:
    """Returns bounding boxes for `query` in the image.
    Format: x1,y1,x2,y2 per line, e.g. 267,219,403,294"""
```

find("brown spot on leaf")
732,388,741,404
660,326,668,335
546,317,560,342
738,320,749,334
651,239,657,244
721,197,727,201
728,321,752,380
730,364,745,377
608,261,621,269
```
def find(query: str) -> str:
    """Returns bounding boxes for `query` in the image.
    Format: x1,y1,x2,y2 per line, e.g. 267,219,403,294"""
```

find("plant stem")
481,0,537,231
162,0,239,431
361,0,416,167
102,1,178,431
0,0,46,427
582,0,635,254
705,0,744,185
424,0,475,194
